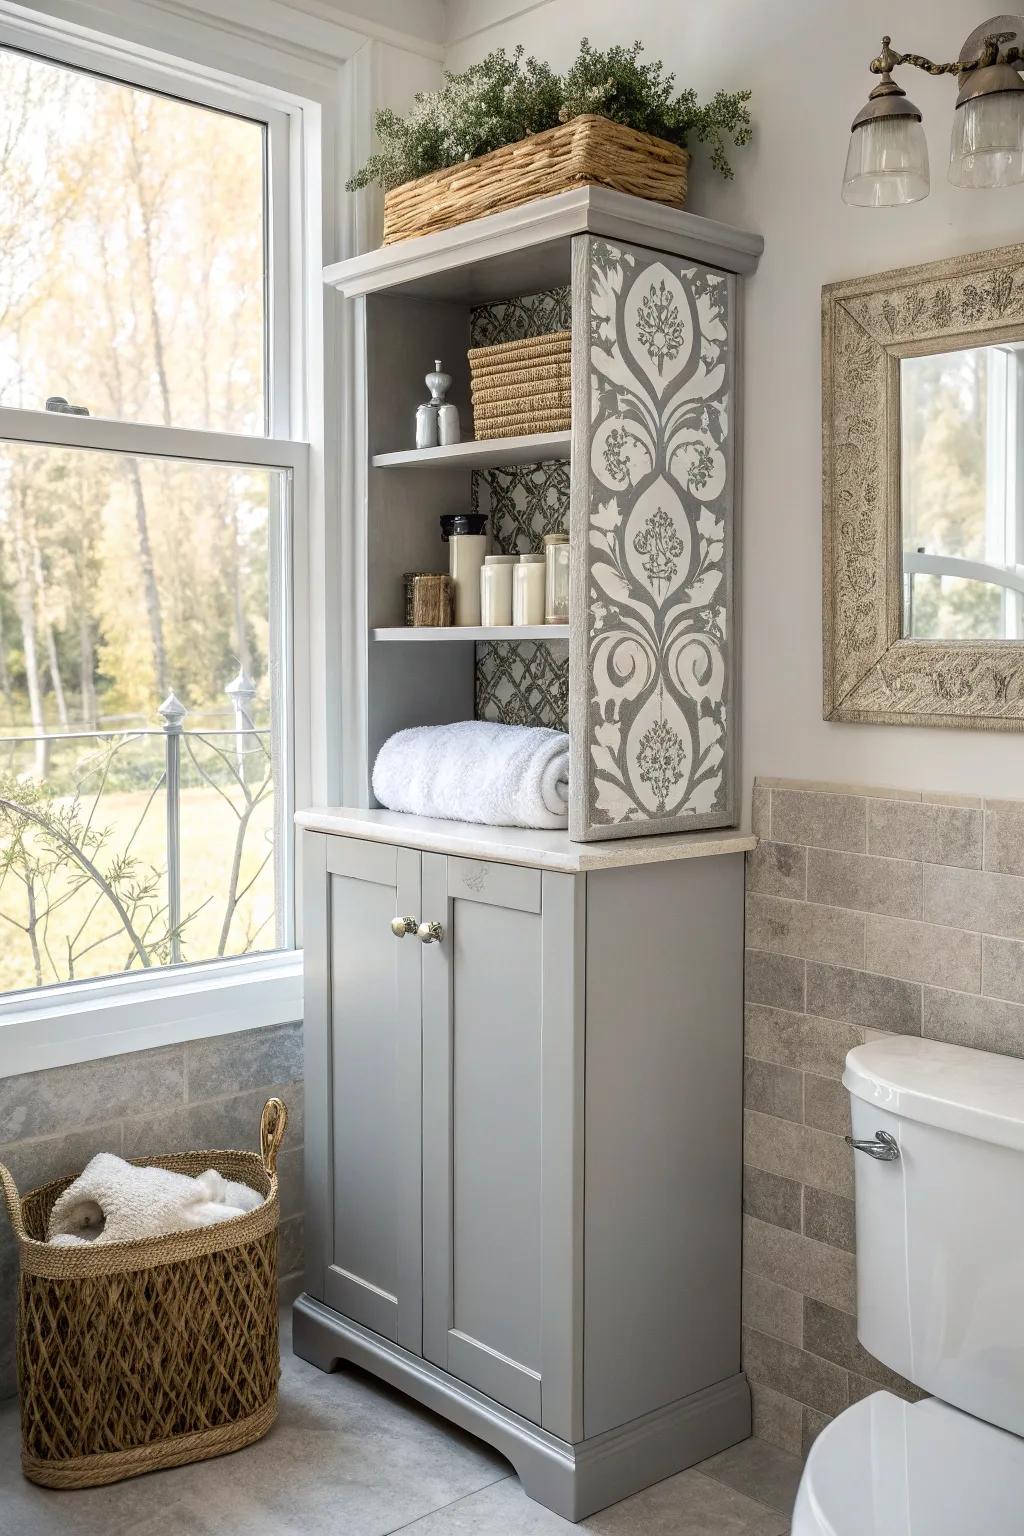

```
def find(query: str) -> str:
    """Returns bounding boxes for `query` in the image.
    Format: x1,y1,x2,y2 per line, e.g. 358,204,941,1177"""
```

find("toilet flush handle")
845,1130,900,1162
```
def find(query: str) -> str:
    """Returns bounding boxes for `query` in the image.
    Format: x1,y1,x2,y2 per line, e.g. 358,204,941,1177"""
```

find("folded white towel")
373,721,569,830
194,1168,264,1215
47,1153,263,1246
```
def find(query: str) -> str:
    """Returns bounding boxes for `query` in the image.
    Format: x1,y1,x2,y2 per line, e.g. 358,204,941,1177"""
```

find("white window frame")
0,13,317,1074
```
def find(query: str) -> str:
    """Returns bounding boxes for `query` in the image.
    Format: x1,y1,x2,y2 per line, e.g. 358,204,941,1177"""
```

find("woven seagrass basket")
0,1097,287,1490
382,114,689,245
469,330,572,439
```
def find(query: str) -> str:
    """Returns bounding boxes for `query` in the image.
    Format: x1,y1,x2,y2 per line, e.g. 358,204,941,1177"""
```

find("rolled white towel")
373,721,569,830
47,1152,262,1246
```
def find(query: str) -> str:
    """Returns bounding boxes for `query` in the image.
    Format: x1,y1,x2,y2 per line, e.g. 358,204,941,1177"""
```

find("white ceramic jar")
544,532,570,623
440,513,488,627
480,554,516,626
513,553,546,626
451,535,487,624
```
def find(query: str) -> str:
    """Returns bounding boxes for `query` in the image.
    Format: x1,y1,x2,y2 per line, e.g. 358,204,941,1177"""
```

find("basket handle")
260,1097,288,1176
0,1162,26,1241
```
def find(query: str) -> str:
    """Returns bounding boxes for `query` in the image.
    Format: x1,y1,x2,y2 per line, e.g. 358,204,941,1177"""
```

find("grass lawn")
0,782,276,994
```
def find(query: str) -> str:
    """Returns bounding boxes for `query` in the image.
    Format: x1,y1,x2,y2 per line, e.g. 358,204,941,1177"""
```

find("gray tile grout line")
0,1075,304,1157
380,1472,514,1535
380,1463,796,1535
745,940,1024,1018
0,1111,126,1158
691,1463,796,1526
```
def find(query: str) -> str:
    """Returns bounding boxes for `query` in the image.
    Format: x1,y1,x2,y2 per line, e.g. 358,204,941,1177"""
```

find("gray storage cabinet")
295,826,750,1520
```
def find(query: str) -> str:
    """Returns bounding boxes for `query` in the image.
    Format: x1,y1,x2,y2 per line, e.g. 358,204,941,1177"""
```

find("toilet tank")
844,1036,1024,1437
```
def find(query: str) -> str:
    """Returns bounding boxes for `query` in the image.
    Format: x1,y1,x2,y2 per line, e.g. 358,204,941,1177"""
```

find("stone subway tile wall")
0,1021,303,1400
743,778,1024,1457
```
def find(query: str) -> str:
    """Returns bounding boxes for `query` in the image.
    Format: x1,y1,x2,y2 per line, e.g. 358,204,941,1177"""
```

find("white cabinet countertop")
295,807,756,873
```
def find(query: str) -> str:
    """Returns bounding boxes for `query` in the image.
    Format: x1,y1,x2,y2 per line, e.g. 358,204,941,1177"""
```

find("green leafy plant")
346,40,752,193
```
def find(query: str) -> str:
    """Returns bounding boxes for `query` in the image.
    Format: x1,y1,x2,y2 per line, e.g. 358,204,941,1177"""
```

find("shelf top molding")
372,625,568,642
372,431,570,470
296,806,757,872
324,186,764,302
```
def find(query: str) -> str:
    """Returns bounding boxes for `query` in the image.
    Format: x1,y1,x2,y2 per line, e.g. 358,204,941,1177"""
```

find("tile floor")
0,1310,802,1535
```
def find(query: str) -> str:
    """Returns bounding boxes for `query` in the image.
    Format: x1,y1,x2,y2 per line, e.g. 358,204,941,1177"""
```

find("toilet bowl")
790,1037,1024,1535
792,1390,1024,1534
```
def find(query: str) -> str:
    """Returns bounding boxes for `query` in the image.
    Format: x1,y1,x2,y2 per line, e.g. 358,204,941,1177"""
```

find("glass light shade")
843,116,929,206
949,90,1024,188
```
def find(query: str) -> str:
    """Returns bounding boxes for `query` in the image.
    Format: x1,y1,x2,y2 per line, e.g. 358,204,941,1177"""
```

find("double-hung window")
0,36,306,1048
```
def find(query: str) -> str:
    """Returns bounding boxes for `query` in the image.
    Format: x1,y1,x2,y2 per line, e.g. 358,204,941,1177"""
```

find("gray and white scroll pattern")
585,239,731,826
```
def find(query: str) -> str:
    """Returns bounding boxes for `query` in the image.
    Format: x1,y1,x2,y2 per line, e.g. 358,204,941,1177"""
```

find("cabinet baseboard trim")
292,1294,751,1522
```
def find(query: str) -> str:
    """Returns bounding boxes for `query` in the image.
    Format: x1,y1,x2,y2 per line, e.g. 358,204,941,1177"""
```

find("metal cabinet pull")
390,916,418,938
417,921,443,945
845,1130,900,1161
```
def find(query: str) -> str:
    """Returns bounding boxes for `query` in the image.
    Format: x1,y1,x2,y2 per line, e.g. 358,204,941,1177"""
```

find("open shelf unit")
326,187,762,840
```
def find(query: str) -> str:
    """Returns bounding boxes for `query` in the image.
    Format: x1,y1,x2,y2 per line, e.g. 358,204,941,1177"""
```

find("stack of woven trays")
469,330,571,440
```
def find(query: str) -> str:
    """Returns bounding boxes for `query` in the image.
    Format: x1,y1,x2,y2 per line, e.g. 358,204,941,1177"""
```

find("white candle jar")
512,553,546,626
480,554,516,626
441,513,488,626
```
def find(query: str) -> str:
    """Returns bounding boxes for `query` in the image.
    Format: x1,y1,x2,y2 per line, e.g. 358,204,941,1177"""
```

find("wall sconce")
843,17,1024,206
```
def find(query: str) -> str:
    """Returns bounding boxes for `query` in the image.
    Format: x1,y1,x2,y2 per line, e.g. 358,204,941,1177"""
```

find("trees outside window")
0,46,299,995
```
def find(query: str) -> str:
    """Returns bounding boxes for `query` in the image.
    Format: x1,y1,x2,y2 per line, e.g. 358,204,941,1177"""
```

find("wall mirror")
823,242,1024,729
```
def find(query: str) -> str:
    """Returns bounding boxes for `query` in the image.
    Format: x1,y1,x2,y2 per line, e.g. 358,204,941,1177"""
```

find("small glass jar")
512,553,545,626
480,554,517,627
544,533,570,623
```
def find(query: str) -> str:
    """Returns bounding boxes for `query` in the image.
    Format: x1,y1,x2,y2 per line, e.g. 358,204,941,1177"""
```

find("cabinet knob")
417,921,444,945
390,916,417,938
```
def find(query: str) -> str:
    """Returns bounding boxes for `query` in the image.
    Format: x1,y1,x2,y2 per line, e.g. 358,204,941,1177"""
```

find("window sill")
0,952,304,1078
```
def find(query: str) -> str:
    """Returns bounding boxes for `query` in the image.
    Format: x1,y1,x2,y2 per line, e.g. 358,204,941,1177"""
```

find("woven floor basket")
0,1097,287,1490
382,114,689,245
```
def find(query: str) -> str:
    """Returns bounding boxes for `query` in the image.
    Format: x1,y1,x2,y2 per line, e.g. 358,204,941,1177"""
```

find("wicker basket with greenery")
348,41,752,246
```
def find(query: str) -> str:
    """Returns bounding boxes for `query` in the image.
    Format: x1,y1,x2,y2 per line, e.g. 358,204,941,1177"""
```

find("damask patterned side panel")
471,290,572,731
570,235,736,840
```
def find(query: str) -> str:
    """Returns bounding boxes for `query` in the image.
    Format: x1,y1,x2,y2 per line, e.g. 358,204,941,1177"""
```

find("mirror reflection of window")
901,343,1024,641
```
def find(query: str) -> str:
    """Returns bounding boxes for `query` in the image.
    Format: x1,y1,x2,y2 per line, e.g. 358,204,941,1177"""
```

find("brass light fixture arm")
868,31,1021,79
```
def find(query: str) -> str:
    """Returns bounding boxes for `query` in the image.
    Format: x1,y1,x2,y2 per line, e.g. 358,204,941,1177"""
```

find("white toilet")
792,1034,1024,1535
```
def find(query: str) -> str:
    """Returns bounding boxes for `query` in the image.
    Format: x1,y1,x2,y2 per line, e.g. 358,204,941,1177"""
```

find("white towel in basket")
47,1153,263,1246
372,721,569,830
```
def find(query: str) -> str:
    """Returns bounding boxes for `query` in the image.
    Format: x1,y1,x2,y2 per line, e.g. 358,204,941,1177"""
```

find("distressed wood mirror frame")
822,241,1024,731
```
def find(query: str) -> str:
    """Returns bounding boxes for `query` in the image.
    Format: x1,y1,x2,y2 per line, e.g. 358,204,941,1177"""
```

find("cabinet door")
421,854,584,1437
320,836,423,1352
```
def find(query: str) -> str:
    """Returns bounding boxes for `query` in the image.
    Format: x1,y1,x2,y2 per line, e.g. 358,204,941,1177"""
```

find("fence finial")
158,692,187,730
225,668,256,707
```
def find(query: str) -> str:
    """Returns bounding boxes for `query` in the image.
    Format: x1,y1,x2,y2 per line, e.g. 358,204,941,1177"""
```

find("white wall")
446,1,1024,817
